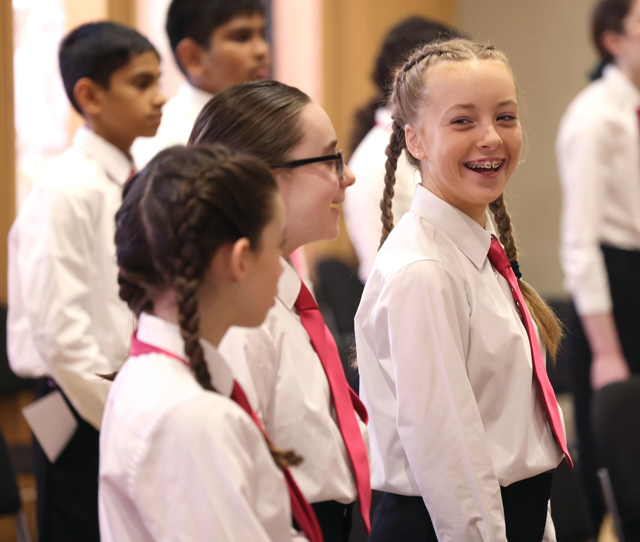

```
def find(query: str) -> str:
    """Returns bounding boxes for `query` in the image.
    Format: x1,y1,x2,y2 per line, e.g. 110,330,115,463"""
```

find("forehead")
296,101,337,152
211,11,265,36
110,50,160,80
424,60,517,109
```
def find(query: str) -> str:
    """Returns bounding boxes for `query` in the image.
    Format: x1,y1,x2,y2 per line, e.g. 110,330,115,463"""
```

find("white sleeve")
375,262,507,541
22,187,112,429
135,398,295,541
345,145,389,283
557,117,614,315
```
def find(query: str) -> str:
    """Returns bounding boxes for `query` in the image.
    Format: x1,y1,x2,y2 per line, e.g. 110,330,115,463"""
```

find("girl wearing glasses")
189,80,369,542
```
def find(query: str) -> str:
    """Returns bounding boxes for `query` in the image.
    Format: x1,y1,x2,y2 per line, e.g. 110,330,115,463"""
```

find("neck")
85,120,133,158
151,288,231,348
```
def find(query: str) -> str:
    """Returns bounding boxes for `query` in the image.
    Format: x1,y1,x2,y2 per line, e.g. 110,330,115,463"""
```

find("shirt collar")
410,184,494,269
277,257,302,310
374,107,393,129
603,64,640,109
178,80,215,114
136,312,234,397
72,126,133,187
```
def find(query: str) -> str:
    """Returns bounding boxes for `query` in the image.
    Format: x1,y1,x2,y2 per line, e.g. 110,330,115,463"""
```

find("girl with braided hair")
355,39,569,541
190,80,371,542
98,145,321,541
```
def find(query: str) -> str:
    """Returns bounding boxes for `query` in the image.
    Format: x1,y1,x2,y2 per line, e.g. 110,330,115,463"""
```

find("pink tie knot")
294,282,318,312
488,237,511,274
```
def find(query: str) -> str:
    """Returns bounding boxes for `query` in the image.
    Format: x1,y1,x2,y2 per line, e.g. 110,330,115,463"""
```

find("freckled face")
407,60,522,224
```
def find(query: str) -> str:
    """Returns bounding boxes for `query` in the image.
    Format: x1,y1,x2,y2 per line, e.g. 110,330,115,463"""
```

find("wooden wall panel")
306,0,456,272
0,0,15,306
322,0,456,160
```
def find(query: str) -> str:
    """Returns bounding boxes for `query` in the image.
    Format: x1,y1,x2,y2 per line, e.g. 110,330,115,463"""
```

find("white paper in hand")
22,390,78,463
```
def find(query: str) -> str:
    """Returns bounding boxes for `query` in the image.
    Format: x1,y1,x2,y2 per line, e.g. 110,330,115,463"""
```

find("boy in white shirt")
132,0,270,168
7,21,165,541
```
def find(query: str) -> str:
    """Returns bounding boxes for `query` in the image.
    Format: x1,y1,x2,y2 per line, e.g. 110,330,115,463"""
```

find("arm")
23,185,113,429
345,139,390,282
557,116,628,389
581,313,630,390
376,262,507,541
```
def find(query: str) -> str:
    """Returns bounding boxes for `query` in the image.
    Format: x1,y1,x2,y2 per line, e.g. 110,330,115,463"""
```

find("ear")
404,124,425,161
175,38,206,80
600,29,623,59
228,238,252,283
73,77,104,117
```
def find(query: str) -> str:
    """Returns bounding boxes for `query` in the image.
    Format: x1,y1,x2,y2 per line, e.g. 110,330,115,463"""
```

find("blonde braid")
379,122,406,248
490,194,563,361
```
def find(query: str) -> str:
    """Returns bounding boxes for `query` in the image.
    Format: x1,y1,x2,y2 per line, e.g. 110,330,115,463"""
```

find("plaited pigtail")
172,178,216,392
379,122,406,248
489,194,563,361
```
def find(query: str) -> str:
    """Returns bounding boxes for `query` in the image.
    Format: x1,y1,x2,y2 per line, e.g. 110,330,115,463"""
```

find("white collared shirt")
219,258,367,505
99,313,305,542
344,107,421,283
132,81,213,169
7,126,134,430
557,64,640,315
355,185,563,541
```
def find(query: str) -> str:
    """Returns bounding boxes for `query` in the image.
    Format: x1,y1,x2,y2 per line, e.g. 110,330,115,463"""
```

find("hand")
590,353,630,391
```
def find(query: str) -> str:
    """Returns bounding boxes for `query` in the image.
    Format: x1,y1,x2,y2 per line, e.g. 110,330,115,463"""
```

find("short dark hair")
592,0,634,65
59,21,158,115
166,0,265,74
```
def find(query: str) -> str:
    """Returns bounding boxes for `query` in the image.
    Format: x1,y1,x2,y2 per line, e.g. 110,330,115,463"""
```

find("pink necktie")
487,239,574,468
129,333,324,542
295,282,372,533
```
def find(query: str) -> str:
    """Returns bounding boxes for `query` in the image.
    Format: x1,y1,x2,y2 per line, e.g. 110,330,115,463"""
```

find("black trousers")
567,245,640,530
32,379,101,542
369,471,554,542
294,500,353,542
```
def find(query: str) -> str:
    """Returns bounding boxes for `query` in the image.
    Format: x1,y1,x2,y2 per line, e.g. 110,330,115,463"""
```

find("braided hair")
115,145,301,467
381,38,563,359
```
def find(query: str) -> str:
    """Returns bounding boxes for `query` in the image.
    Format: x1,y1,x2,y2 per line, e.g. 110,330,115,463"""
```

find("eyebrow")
323,140,338,153
445,99,517,114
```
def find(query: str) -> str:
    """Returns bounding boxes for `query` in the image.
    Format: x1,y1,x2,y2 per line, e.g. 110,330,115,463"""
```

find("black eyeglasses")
273,150,344,180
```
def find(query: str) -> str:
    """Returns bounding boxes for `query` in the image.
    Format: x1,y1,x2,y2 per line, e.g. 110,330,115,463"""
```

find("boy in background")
8,22,165,541
132,0,270,167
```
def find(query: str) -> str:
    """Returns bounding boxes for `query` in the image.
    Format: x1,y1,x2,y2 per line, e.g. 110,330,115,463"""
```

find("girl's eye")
497,114,518,122
451,118,472,125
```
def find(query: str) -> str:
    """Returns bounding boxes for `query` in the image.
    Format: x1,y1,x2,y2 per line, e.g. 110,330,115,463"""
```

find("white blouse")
7,126,134,430
219,258,367,505
99,313,305,542
355,185,563,541
557,64,640,315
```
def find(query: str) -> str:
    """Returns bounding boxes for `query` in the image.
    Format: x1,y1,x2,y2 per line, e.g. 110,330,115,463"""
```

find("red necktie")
129,334,324,542
487,238,574,468
295,282,372,533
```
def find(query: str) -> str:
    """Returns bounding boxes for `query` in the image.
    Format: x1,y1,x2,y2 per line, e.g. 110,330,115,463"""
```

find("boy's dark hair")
59,21,158,115
166,0,265,74
350,17,462,154
592,0,633,66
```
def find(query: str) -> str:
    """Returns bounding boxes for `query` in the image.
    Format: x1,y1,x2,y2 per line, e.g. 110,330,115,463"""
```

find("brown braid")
172,177,216,392
489,194,563,361
379,122,406,248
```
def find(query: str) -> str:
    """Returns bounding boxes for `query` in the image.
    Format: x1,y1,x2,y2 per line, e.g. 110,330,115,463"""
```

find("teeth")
467,160,503,169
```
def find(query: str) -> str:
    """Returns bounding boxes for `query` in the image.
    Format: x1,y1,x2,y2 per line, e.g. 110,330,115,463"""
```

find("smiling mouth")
464,159,504,173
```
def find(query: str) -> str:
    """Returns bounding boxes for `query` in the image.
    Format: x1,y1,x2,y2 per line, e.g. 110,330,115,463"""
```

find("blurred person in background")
344,16,461,283
132,0,270,168
557,0,640,534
